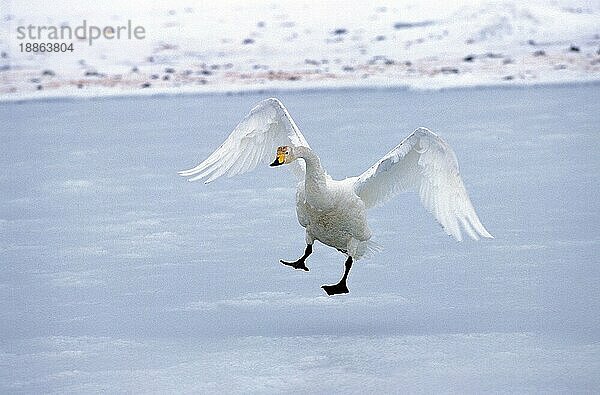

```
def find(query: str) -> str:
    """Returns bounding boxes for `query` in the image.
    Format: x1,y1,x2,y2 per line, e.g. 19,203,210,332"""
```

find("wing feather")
179,98,309,183
354,127,492,241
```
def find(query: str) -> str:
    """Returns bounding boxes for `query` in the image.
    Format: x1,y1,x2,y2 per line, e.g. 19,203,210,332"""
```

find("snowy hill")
1,0,599,98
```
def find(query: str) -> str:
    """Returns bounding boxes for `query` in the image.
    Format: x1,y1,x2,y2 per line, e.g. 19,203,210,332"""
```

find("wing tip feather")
480,229,494,239
467,226,493,240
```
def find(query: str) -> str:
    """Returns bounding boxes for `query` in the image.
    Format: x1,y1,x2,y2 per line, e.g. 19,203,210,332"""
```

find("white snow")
1,0,599,100
4,334,600,393
1,84,599,392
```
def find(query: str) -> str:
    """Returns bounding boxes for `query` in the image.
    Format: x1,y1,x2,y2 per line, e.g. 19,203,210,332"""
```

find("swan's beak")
270,151,285,167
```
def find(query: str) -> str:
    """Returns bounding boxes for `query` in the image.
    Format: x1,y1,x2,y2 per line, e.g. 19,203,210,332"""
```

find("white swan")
179,98,492,295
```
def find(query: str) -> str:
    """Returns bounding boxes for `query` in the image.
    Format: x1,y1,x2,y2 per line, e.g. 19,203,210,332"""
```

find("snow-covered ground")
2,84,599,392
1,0,599,100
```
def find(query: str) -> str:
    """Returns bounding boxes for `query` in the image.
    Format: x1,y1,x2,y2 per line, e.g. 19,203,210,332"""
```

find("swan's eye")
285,151,289,155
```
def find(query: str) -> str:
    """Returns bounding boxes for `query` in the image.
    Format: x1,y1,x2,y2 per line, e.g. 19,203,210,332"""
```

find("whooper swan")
179,98,492,295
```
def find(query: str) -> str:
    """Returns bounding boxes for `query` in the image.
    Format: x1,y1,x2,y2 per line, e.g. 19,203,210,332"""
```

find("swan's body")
180,98,492,294
293,148,371,258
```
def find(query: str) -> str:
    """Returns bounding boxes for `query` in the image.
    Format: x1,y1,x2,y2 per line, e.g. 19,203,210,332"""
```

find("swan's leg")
321,256,352,295
280,244,312,271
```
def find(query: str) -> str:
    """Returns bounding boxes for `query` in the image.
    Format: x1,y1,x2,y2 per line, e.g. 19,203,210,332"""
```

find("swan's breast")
297,179,371,247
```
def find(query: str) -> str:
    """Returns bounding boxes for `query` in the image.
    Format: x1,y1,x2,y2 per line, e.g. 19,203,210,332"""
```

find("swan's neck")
296,147,326,182
295,147,330,206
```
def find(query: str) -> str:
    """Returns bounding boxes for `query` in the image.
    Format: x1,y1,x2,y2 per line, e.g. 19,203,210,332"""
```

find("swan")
179,98,492,295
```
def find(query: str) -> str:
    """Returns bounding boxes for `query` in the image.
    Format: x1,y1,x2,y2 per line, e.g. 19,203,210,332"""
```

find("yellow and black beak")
270,151,286,167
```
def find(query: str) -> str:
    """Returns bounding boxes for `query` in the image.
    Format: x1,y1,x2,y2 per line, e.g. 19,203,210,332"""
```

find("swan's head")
270,146,296,167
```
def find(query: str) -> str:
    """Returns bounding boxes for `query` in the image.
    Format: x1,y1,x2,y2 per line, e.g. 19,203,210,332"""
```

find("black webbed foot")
280,259,309,271
322,256,353,295
280,244,312,272
321,282,349,295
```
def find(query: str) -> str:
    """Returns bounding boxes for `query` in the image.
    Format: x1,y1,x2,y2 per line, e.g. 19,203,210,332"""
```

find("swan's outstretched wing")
179,98,310,183
353,127,492,241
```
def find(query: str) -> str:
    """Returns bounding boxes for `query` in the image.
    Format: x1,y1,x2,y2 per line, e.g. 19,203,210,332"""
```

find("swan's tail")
355,239,383,260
